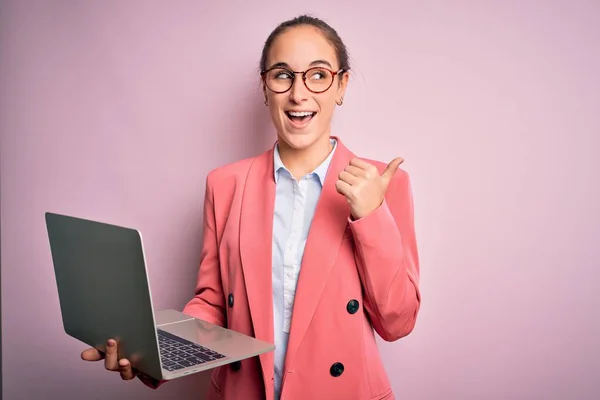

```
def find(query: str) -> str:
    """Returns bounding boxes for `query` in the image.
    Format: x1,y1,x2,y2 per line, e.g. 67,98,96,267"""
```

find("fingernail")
119,359,128,367
107,339,115,347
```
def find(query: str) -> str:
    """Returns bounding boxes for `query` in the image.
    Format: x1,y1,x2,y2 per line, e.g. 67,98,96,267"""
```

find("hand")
335,157,404,219
81,339,150,383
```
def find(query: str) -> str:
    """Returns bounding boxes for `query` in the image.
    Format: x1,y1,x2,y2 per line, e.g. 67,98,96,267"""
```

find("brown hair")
259,15,351,74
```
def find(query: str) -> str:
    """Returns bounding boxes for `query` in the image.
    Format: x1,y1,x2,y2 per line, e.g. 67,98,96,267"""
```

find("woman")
82,15,421,400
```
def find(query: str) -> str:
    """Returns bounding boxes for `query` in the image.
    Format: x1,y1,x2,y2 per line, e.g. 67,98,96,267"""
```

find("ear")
337,70,350,98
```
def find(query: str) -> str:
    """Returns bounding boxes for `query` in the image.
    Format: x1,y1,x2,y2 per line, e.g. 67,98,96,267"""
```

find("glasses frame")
260,66,345,94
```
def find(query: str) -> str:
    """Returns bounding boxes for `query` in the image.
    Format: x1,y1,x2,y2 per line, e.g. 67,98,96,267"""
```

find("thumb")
381,157,404,185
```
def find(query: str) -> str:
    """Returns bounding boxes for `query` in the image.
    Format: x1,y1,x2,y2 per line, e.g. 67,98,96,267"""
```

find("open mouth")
285,110,316,127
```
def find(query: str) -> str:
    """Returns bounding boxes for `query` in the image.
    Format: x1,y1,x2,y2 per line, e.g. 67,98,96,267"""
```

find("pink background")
1,1,599,399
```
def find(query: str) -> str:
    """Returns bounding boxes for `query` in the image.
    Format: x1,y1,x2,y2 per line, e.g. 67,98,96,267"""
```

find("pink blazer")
148,137,421,399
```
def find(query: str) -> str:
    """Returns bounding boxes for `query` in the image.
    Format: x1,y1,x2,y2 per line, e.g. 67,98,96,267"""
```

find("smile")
285,110,316,129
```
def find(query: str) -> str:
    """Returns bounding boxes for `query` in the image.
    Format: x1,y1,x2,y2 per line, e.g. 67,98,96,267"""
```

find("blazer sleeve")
348,169,421,342
139,172,226,390
182,171,227,327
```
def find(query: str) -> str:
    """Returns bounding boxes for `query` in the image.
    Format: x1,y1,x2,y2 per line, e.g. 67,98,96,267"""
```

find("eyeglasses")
261,66,345,94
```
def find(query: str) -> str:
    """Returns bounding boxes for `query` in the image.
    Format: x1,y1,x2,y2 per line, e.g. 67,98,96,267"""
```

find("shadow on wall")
226,77,275,162
166,78,274,309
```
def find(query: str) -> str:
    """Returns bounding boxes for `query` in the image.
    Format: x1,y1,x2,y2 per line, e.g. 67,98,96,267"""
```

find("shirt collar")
273,138,337,186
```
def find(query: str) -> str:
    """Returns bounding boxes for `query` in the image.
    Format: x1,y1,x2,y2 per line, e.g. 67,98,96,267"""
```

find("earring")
264,98,269,106
336,97,344,106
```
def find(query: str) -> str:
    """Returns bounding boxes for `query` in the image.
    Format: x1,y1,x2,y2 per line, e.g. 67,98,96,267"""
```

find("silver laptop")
45,211,275,381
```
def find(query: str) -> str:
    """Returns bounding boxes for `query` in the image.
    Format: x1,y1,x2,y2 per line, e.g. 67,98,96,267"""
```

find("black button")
330,362,344,377
228,294,234,307
346,299,359,314
231,361,241,371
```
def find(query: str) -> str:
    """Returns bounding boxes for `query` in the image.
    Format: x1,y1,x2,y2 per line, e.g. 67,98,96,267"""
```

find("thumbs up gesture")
335,157,404,220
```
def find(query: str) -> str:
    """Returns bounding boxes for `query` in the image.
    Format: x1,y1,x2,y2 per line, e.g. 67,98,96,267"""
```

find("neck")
277,134,333,180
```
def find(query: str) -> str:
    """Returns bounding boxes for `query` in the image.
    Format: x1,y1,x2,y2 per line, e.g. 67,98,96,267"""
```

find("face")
262,25,349,151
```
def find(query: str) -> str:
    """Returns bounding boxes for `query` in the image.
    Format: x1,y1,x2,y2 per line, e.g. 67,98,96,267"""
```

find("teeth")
288,111,314,117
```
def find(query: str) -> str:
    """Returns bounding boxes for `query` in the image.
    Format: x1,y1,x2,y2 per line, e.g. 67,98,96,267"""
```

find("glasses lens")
265,68,294,92
304,68,334,93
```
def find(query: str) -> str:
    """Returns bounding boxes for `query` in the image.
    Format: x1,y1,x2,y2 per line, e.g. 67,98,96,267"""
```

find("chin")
276,114,329,150
278,129,323,150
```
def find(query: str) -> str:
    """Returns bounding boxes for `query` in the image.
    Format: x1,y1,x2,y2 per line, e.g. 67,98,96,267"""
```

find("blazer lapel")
284,138,355,372
239,147,276,387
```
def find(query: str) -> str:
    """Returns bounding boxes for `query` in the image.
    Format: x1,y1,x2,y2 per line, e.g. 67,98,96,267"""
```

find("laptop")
45,211,275,381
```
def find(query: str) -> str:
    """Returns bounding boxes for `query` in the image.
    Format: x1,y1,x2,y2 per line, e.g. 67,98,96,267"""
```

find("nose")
289,74,309,104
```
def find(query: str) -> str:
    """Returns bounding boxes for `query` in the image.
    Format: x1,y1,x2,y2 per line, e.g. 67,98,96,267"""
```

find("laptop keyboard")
157,328,226,371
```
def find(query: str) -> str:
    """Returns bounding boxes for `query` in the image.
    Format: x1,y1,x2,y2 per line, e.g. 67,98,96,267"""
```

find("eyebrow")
267,59,334,70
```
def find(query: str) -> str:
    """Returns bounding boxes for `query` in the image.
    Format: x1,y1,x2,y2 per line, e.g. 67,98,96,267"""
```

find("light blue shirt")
271,139,337,399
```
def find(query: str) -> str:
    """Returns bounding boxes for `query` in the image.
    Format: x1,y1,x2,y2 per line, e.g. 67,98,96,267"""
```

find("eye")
307,68,329,80
272,69,293,80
